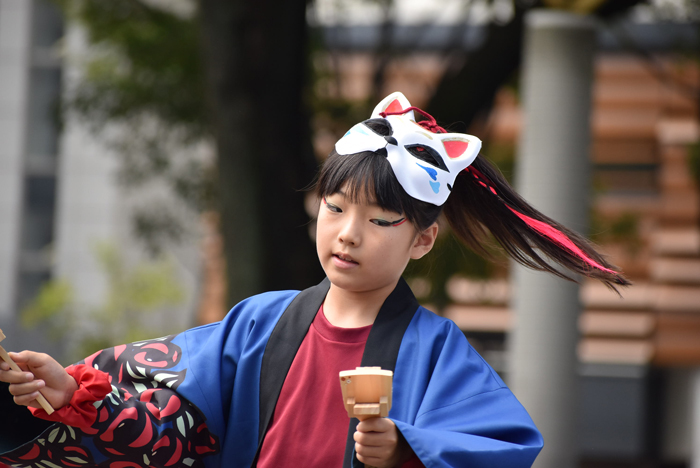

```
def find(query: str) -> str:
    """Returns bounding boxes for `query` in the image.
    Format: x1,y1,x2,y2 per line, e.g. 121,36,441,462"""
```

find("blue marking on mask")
352,125,369,136
430,181,440,193
416,163,438,181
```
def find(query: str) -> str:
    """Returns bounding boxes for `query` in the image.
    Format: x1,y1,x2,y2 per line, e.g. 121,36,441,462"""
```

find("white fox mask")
335,91,481,206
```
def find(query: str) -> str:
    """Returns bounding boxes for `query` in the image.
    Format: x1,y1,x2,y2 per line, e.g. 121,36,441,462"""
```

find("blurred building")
0,0,65,349
0,0,201,359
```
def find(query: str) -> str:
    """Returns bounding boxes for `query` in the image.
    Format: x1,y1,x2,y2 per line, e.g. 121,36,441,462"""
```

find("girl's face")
316,188,437,296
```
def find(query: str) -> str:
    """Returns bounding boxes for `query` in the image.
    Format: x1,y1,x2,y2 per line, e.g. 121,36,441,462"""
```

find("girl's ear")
410,222,439,260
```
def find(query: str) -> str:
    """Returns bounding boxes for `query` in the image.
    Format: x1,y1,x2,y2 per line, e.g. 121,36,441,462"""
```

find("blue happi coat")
0,278,543,467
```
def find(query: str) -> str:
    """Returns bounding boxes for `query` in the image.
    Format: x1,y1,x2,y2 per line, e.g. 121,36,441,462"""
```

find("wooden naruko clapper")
339,367,393,468
339,366,392,421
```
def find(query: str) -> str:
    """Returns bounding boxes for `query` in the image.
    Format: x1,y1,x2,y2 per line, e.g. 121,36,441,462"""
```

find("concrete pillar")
508,10,597,468
692,368,700,468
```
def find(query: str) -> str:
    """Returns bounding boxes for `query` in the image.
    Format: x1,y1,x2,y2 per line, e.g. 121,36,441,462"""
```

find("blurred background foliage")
56,0,212,255
22,243,184,363
59,1,207,137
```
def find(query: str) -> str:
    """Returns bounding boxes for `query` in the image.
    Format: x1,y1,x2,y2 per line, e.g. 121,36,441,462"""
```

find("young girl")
0,92,628,468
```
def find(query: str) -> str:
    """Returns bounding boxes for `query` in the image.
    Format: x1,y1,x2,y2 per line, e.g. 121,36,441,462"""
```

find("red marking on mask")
443,140,469,159
384,99,403,114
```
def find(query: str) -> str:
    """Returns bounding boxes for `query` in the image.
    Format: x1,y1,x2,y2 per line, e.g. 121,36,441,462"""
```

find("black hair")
315,150,631,291
315,150,441,232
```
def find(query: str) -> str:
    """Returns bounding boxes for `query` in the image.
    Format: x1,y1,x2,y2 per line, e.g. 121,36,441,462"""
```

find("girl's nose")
338,217,361,246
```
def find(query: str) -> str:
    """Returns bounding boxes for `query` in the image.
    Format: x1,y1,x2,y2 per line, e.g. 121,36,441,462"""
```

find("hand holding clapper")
0,328,55,415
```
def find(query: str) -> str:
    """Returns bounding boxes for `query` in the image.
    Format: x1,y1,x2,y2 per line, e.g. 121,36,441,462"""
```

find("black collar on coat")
255,277,420,468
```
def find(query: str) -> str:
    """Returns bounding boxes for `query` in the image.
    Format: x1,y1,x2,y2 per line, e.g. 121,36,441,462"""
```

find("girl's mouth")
333,253,359,267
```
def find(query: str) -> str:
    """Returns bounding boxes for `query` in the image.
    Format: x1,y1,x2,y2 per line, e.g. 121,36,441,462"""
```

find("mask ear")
439,134,481,169
371,92,415,121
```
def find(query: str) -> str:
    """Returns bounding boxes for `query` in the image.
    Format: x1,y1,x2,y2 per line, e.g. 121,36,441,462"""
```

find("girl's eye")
324,201,342,213
371,219,393,227
371,217,406,227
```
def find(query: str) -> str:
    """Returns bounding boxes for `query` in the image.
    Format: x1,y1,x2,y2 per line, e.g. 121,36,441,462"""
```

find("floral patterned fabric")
0,335,220,468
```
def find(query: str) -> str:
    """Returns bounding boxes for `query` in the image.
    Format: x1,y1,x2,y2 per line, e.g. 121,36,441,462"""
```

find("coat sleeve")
0,290,297,468
0,330,223,468
389,316,543,468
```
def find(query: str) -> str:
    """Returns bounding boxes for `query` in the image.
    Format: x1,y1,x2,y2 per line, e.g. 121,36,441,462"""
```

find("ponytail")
444,155,631,291
322,92,629,291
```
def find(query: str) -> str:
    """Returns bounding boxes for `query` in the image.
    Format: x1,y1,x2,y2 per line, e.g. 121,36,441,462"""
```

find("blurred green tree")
427,0,647,132
57,0,210,254
55,0,323,306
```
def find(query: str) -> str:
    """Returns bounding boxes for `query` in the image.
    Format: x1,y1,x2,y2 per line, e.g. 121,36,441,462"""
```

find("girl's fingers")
9,379,45,397
0,368,34,384
8,351,27,361
357,417,394,434
355,451,385,468
355,443,384,457
13,391,44,407
10,351,43,365
1,351,33,372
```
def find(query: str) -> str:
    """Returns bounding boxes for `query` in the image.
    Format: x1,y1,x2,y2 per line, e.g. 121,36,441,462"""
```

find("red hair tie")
463,166,619,276
379,106,448,134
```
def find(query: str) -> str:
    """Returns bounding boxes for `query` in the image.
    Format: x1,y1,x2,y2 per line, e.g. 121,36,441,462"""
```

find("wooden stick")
0,328,55,415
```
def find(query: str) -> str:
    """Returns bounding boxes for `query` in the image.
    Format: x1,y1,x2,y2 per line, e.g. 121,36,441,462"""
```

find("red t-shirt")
258,306,424,467
258,306,371,467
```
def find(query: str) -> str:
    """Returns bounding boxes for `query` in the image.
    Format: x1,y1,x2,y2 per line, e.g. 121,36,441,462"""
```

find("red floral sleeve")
0,335,220,468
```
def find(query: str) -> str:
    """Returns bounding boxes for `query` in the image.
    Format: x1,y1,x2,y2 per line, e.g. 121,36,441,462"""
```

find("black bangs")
315,150,442,231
